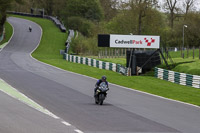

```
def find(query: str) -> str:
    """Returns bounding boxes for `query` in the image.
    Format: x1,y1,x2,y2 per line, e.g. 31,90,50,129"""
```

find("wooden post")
115,48,116,58
199,46,200,60
117,48,119,58
193,46,195,59
166,48,168,60
112,49,113,58
108,49,110,58
105,48,107,58
124,49,126,58
180,46,182,58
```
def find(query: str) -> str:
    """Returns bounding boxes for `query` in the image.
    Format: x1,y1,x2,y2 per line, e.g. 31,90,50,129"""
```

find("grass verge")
12,15,200,106
0,22,13,46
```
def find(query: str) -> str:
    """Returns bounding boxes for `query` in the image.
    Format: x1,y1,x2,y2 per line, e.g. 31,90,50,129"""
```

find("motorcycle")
29,26,32,32
95,82,109,105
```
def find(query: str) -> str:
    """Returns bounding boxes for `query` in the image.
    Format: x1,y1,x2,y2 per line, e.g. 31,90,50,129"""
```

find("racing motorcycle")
95,82,109,105
29,26,32,32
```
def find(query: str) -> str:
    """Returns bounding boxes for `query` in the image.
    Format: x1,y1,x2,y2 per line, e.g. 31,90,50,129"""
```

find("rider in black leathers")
94,76,109,97
29,26,32,32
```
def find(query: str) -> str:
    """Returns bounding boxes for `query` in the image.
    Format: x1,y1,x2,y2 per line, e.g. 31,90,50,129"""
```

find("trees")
3,0,200,51
0,0,23,36
107,0,161,35
100,0,118,21
128,0,158,35
183,0,196,18
164,0,180,29
64,0,103,22
63,0,103,37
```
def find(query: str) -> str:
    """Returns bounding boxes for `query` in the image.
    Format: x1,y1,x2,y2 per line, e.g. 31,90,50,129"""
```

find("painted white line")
74,129,84,133
0,78,60,119
110,82,200,109
0,18,61,119
61,121,71,126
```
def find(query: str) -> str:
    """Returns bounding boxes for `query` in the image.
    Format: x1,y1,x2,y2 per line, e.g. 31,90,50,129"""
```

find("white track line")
0,78,60,119
74,129,84,133
8,17,85,132
61,121,71,126
3,17,62,119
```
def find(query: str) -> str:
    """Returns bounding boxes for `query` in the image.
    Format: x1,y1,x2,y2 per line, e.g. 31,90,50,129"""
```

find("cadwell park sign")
110,35,160,48
98,34,162,76
98,34,160,49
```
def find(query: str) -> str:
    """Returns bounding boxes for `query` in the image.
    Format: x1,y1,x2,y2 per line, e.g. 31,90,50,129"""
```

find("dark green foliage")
0,0,23,35
67,16,95,37
65,0,103,22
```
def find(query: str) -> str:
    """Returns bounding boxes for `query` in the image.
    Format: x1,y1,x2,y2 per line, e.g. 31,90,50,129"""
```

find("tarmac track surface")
0,17,200,133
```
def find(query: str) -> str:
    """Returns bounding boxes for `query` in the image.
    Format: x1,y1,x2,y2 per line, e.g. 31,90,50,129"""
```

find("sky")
158,0,200,12
121,0,200,12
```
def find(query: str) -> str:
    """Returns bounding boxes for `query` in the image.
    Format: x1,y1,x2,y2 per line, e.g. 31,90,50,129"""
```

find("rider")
29,25,32,32
94,76,109,97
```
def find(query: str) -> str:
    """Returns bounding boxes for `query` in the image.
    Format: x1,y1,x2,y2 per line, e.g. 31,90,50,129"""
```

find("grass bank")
0,22,13,46
12,15,200,106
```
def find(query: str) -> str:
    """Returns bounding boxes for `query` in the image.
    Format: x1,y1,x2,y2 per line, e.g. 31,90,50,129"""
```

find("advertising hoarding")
110,34,160,49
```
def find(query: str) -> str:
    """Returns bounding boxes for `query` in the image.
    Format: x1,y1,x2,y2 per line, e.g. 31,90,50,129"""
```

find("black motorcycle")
95,82,109,105
29,26,32,32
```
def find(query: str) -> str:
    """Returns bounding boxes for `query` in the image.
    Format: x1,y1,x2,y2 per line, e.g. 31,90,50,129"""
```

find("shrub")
66,16,95,37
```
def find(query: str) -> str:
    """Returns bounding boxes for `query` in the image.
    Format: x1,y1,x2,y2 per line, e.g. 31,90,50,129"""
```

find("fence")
64,54,129,76
155,67,200,88
98,48,127,59
162,47,200,59
7,11,66,33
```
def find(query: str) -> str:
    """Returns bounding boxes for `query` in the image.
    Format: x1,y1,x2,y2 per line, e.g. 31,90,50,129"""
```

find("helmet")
101,76,107,81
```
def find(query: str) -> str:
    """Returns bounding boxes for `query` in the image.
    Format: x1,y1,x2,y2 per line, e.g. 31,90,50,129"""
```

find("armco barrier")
64,54,128,76
155,67,200,88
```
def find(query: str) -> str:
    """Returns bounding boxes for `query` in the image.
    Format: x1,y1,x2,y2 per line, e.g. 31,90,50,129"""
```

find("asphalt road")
0,17,199,133
0,90,76,133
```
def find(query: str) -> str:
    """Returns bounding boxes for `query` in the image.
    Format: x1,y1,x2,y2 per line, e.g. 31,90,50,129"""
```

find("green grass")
10,15,67,60
0,22,13,46
86,56,127,66
11,15,200,106
169,49,200,58
171,58,200,75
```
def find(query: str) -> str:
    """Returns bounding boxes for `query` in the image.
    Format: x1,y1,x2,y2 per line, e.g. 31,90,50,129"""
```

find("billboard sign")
110,34,160,49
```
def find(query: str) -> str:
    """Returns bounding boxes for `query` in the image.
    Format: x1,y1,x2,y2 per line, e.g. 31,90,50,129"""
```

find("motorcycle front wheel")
95,96,99,104
99,94,105,105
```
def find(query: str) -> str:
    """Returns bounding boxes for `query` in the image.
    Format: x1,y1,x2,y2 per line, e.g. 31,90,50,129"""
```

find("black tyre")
95,97,99,104
99,94,105,105
100,100,103,105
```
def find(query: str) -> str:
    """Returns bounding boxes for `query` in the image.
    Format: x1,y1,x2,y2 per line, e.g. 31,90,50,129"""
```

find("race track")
0,17,200,133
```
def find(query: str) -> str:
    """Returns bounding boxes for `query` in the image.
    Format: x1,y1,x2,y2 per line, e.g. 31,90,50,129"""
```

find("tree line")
1,0,200,55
